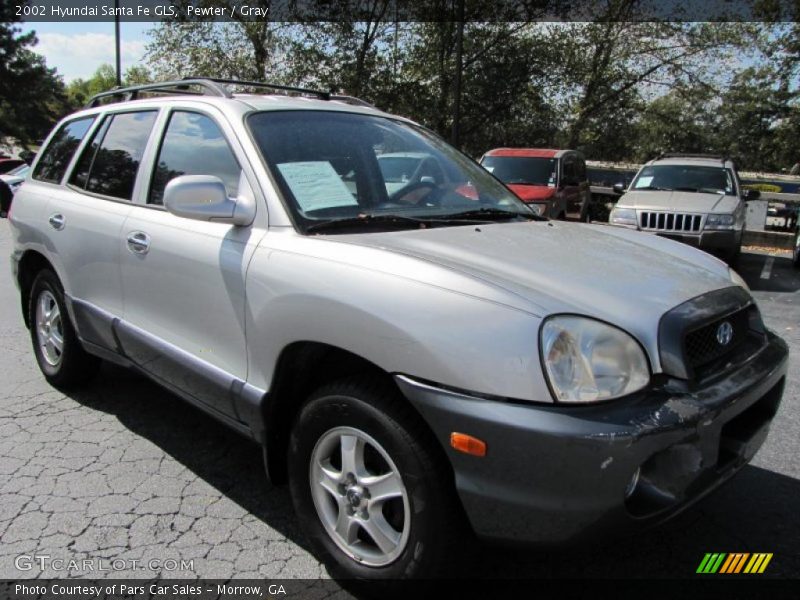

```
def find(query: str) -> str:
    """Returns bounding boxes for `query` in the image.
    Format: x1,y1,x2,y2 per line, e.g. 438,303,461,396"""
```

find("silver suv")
609,154,760,262
8,80,788,580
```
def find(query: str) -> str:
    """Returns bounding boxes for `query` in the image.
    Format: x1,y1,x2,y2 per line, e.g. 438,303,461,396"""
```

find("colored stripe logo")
696,553,773,574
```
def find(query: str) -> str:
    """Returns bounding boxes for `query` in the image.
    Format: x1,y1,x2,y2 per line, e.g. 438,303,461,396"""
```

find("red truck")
480,148,591,221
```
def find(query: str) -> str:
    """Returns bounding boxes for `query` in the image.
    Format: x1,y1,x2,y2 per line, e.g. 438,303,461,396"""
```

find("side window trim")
69,115,112,189
60,113,107,186
132,107,171,206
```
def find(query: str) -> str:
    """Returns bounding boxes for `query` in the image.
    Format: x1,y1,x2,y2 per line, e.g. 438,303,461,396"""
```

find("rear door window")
32,117,96,184
70,110,158,201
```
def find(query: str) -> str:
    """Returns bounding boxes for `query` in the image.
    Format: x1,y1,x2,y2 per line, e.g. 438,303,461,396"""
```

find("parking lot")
0,219,798,582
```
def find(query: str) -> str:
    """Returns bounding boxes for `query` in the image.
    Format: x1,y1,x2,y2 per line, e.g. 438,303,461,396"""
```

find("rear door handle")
48,213,65,230
126,231,150,255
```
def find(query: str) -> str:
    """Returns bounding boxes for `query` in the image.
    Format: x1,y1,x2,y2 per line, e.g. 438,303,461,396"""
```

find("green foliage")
134,11,799,172
65,64,154,108
0,6,68,148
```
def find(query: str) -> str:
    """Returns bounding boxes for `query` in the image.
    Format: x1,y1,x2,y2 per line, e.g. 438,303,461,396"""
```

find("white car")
609,154,760,263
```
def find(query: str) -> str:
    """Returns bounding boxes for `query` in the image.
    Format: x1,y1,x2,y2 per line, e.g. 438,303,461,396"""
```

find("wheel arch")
17,250,58,329
259,341,447,486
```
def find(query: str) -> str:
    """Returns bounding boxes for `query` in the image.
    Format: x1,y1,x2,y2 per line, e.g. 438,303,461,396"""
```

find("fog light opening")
625,467,641,499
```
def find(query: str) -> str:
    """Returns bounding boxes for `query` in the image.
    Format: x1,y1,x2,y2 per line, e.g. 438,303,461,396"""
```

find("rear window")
70,111,158,201
32,117,96,184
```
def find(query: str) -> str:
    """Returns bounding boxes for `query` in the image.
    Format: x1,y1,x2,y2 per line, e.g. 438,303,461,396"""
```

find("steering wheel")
388,181,439,206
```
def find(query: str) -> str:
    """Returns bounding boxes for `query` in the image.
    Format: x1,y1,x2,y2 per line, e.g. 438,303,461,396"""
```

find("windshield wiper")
674,186,699,192
306,213,472,233
637,185,672,191
441,207,545,221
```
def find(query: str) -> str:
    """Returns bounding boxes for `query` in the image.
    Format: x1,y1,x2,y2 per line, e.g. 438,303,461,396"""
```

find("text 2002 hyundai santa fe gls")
8,79,788,579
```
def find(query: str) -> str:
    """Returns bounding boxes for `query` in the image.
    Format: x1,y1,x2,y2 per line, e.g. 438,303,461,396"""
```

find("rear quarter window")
32,117,96,184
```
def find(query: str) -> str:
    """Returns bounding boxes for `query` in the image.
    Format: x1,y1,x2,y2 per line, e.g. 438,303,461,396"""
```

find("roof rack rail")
85,79,232,108
329,94,375,108
658,153,728,163
193,77,332,100
84,77,376,109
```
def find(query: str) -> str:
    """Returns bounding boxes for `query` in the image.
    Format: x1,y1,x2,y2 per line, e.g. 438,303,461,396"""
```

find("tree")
555,2,758,150
146,1,287,81
282,1,396,99
0,7,69,148
632,88,717,161
65,64,153,108
716,66,795,171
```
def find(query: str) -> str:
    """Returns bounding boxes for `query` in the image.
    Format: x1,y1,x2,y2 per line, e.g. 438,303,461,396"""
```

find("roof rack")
194,77,331,100
658,153,728,163
85,79,232,108
85,77,339,108
84,77,379,110
329,94,375,108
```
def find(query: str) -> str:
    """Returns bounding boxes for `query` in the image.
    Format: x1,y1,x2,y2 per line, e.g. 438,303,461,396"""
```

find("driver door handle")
126,231,150,255
48,213,65,230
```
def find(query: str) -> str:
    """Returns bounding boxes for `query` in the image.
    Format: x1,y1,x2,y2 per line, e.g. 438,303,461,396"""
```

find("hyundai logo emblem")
716,321,734,346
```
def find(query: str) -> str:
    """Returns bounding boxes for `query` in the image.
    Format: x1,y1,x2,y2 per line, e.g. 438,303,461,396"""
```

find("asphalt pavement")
0,219,798,582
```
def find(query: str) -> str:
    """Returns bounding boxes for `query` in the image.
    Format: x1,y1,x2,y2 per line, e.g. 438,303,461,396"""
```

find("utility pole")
114,0,121,87
451,0,465,147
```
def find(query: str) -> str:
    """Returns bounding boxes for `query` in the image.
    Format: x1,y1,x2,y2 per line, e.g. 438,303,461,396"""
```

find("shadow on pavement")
473,464,800,578
64,364,800,580
66,363,309,551
736,253,800,294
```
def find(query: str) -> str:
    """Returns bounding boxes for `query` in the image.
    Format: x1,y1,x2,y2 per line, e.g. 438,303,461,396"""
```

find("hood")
508,184,556,202
333,221,735,370
619,190,739,213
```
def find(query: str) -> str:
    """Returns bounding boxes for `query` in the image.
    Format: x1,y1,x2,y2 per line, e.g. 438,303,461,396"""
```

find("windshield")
377,156,424,183
631,164,736,196
247,111,534,233
480,156,557,186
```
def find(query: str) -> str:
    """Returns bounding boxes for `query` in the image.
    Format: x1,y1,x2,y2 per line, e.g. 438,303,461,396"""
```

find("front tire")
288,376,467,581
28,270,100,389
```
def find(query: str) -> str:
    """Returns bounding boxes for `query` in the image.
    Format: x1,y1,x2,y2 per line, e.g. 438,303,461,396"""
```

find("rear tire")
288,375,469,582
28,270,100,389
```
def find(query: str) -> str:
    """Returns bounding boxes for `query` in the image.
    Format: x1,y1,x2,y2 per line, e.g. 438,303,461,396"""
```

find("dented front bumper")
395,332,788,545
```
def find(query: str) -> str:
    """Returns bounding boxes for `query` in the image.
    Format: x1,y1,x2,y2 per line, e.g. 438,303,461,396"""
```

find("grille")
684,308,751,369
639,211,702,232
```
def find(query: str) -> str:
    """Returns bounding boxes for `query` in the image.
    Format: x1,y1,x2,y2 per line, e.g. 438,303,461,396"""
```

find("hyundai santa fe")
8,78,788,580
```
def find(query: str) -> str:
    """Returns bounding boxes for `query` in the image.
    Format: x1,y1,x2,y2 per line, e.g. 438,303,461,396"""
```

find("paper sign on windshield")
276,161,358,212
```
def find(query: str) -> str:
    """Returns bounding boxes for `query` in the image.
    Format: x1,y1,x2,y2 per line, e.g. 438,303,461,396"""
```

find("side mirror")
612,182,626,195
420,176,436,184
743,188,760,201
164,175,254,226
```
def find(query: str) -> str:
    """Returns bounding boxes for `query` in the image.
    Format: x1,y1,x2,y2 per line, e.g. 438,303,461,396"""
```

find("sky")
20,21,153,82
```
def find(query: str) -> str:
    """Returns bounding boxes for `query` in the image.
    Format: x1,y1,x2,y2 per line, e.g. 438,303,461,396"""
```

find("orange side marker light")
450,432,487,457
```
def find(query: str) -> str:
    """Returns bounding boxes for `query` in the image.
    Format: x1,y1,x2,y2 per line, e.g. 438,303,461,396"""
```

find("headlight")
705,214,735,230
610,207,637,226
540,316,650,403
729,267,749,291
528,203,546,217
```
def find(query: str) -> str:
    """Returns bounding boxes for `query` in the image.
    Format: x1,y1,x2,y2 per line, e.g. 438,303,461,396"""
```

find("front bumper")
652,229,739,252
395,332,788,545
